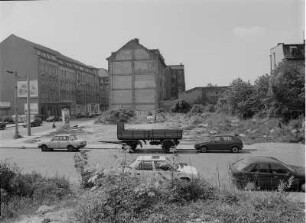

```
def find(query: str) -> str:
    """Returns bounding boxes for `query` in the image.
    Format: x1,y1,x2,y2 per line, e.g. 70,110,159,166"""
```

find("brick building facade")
0,35,103,118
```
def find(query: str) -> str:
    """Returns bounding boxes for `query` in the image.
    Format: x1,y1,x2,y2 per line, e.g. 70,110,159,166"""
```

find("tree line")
216,60,305,121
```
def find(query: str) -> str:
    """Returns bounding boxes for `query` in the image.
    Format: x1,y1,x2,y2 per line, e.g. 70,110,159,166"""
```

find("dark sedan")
229,156,305,192
194,135,243,153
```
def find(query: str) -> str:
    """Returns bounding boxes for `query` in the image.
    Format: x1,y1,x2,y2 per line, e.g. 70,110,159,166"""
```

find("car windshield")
70,135,77,140
233,158,252,171
274,159,295,172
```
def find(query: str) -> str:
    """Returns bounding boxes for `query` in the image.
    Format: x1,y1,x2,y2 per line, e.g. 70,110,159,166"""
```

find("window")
270,163,289,174
223,136,232,141
251,163,270,173
136,161,153,171
214,137,223,142
289,46,298,57
155,161,173,171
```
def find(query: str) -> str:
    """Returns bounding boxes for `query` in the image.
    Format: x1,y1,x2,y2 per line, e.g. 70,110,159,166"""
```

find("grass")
0,160,72,220
74,173,305,223
73,153,305,223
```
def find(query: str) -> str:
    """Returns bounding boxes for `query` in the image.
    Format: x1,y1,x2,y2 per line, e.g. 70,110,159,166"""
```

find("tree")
252,74,271,113
227,78,256,118
270,61,305,120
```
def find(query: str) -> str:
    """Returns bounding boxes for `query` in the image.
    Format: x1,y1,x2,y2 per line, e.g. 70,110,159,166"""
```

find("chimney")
134,38,139,43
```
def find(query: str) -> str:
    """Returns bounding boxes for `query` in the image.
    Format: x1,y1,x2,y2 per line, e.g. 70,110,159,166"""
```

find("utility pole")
7,70,22,139
27,74,31,136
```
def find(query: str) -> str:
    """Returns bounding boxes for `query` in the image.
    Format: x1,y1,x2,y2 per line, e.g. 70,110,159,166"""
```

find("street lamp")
6,70,22,139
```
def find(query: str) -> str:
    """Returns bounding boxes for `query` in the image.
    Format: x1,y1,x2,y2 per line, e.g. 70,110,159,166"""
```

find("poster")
17,80,38,98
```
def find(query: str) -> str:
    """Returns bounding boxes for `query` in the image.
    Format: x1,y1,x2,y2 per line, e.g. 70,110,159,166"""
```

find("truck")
101,122,183,153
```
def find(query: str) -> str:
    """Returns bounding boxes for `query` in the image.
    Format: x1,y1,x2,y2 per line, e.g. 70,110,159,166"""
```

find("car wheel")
231,147,239,153
41,145,48,152
200,146,208,153
67,145,75,152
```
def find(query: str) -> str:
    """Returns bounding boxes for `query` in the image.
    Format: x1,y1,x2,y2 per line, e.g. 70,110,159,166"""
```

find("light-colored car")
38,134,87,152
124,155,198,182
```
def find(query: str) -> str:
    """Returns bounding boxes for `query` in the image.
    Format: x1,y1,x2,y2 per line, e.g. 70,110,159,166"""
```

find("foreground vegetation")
0,160,72,220
73,151,305,223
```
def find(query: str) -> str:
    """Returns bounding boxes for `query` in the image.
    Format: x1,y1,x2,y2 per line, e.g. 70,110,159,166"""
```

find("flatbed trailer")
102,122,183,153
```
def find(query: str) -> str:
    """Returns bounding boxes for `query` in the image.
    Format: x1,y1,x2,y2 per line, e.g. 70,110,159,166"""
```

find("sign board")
0,102,10,108
24,103,38,114
62,108,70,124
18,80,38,98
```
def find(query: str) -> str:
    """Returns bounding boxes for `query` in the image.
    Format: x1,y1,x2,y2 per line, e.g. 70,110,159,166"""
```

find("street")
0,142,304,188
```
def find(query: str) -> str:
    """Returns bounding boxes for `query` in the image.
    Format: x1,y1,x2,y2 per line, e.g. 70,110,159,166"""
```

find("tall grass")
0,160,71,220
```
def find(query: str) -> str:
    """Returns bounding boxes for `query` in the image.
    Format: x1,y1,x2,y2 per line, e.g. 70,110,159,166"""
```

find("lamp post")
6,70,22,139
26,74,31,136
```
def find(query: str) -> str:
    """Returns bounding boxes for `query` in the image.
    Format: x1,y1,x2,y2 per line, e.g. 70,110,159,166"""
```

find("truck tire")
162,140,174,153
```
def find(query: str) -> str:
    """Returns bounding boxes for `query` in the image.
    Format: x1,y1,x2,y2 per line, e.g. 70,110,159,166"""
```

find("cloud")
233,26,266,40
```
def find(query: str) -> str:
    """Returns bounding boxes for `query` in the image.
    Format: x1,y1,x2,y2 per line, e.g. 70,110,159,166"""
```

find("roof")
243,156,282,163
107,38,167,66
135,156,167,161
6,34,98,70
54,134,76,137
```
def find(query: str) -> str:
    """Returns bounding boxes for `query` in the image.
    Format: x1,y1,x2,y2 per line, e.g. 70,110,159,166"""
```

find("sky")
0,0,304,90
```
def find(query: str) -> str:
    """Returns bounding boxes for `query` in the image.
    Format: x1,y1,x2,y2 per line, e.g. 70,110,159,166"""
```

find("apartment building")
0,34,103,118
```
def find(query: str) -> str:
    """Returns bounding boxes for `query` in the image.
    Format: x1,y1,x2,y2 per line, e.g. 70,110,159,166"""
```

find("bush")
75,174,161,223
0,160,71,220
163,178,215,203
170,100,191,113
96,107,135,124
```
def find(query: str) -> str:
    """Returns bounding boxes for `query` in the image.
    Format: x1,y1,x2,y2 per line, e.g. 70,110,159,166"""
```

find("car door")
154,161,176,182
59,136,69,149
49,136,60,149
249,162,273,190
135,161,154,181
269,163,292,190
210,136,223,150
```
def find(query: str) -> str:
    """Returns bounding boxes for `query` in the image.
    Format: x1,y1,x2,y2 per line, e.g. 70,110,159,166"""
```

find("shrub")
75,174,161,223
96,107,135,124
163,178,215,203
170,100,191,113
0,160,71,220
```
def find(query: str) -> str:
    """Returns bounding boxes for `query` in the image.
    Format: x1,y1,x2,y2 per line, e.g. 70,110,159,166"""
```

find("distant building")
98,68,109,111
107,38,185,111
178,86,229,105
0,34,103,118
169,64,186,99
270,41,305,72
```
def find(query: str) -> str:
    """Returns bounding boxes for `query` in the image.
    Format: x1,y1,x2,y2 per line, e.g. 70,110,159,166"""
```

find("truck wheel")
162,140,174,153
41,145,48,152
67,145,75,152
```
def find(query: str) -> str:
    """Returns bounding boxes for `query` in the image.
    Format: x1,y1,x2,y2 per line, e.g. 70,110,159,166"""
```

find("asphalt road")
0,143,304,188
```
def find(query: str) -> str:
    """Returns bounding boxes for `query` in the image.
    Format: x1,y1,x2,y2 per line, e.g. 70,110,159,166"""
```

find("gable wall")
109,44,161,111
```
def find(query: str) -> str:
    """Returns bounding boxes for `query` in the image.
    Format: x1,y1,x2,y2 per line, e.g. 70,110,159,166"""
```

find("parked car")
124,155,198,181
22,118,42,128
194,135,243,153
2,116,14,124
229,156,305,192
0,122,6,130
46,116,62,122
38,134,87,152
